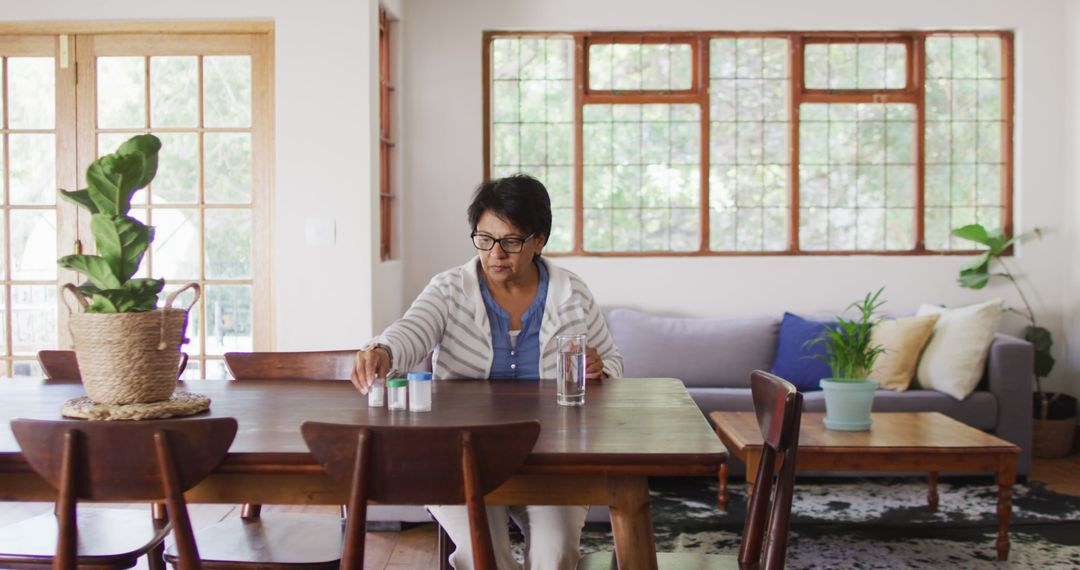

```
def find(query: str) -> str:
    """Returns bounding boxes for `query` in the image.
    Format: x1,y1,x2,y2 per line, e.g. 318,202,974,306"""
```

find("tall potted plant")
808,288,887,431
58,134,198,405
952,224,1076,457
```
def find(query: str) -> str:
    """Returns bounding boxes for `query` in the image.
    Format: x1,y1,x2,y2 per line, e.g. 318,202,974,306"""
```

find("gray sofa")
606,308,1035,475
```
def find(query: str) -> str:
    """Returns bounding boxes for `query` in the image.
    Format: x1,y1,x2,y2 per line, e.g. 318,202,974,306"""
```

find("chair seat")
578,551,751,570
0,507,168,567
165,513,343,569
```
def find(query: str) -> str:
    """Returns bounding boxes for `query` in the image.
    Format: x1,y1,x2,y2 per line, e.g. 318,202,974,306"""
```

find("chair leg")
437,524,454,570
148,503,168,570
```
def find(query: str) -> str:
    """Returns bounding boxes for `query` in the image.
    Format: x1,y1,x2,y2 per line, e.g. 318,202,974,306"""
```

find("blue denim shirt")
479,260,549,380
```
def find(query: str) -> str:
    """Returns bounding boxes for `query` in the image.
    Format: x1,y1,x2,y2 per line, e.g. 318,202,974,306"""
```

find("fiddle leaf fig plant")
951,223,1056,415
57,134,164,313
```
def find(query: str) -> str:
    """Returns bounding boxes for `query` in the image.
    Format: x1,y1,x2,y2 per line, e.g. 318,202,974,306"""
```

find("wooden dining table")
0,377,726,569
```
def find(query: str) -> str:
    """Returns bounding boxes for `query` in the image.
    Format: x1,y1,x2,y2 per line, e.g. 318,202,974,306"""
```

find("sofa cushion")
607,309,778,388
769,312,834,392
915,299,1003,400
870,314,939,391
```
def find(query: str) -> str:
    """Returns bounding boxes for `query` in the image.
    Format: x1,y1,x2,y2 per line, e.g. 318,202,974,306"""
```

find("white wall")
2,0,384,350
1067,0,1080,391
402,0,1078,395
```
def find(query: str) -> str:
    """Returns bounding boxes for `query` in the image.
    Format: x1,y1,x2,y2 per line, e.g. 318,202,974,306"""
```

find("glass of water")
556,334,587,406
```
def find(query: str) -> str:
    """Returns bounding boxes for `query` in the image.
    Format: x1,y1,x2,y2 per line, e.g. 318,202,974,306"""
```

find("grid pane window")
804,43,907,90
94,52,256,373
3,55,58,375
589,42,693,91
924,34,1005,250
709,38,790,251
490,37,575,251
799,104,916,251
582,104,700,252
485,32,1012,256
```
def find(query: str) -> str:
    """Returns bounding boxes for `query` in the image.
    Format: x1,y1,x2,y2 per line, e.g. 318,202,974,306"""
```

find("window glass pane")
8,57,55,129
152,208,200,280
154,133,200,204
489,36,575,252
11,209,56,279
804,42,907,90
204,56,251,128
798,103,915,251
205,209,252,279
583,104,699,252
11,285,56,355
924,34,1006,250
710,38,789,252
204,285,252,355
150,56,199,128
589,42,692,91
9,134,55,205
12,359,42,379
97,57,147,128
204,133,252,203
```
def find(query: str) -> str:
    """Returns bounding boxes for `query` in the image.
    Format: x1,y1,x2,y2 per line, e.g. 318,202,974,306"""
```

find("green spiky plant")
57,134,163,313
951,223,1057,418
806,288,888,381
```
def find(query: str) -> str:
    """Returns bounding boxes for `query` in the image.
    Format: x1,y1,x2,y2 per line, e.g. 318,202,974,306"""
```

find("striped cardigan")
371,256,624,379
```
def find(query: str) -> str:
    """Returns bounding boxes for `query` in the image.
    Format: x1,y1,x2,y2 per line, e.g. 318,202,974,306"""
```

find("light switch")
304,217,336,246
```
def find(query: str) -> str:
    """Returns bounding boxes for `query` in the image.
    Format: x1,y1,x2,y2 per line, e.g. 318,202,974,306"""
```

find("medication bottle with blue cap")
408,371,432,412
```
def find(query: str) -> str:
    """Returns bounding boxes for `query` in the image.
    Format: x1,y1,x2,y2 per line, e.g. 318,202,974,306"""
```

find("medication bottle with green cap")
387,378,408,410
408,371,432,412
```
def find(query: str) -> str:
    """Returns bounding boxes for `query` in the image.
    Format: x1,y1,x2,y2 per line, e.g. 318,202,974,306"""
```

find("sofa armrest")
986,332,1034,474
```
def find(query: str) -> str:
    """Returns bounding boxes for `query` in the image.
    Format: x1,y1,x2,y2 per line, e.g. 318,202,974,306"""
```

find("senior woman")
352,174,623,570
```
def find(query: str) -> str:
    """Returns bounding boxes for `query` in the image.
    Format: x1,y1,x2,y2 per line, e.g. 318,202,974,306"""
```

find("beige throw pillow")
869,314,940,391
915,299,1004,400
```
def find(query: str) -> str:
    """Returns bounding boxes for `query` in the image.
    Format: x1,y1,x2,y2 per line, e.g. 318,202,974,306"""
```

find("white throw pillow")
914,299,1003,400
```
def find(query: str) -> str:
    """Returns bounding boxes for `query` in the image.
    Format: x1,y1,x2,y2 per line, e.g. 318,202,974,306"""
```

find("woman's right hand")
351,346,390,394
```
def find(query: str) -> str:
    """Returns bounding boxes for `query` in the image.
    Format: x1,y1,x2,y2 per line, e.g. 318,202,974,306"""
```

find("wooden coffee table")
709,411,1019,561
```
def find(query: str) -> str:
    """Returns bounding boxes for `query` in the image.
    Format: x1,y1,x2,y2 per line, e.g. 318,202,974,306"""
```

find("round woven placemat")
61,392,211,421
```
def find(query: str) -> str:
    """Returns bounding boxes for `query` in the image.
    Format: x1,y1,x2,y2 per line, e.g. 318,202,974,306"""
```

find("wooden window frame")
0,22,276,378
482,30,1015,257
379,8,395,261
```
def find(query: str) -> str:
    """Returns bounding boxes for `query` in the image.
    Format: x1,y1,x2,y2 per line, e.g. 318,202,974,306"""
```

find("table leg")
607,475,658,570
745,451,760,501
718,463,729,512
996,455,1017,561
927,471,939,512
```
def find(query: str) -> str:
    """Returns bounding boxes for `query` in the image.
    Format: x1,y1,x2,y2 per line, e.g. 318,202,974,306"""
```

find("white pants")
428,505,588,570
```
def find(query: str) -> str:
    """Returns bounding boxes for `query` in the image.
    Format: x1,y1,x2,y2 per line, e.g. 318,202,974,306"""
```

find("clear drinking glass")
556,334,587,406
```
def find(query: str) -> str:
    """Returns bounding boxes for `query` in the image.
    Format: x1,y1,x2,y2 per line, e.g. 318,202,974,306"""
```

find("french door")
0,28,273,378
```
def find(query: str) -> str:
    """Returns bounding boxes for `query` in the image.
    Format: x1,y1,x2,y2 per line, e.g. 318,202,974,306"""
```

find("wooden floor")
0,453,1076,568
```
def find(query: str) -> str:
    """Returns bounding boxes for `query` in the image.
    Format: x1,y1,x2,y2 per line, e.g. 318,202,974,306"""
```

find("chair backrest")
224,350,357,380
38,350,189,380
302,420,541,570
738,370,802,570
11,418,238,570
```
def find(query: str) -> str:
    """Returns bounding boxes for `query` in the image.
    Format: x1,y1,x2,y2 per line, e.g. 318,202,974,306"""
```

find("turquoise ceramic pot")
819,378,878,431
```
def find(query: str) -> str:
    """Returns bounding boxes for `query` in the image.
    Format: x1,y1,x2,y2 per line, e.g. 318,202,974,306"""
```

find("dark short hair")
467,174,552,241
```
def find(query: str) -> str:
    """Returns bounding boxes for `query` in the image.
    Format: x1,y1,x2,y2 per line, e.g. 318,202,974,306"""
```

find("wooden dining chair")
39,350,190,380
301,419,541,570
577,370,803,570
223,350,357,382
0,417,237,570
163,350,359,570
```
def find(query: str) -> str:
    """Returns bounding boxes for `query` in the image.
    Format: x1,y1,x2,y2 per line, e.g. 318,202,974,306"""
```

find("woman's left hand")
585,345,605,380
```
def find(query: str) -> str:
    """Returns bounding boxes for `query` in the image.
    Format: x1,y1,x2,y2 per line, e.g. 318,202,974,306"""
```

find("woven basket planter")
64,283,199,405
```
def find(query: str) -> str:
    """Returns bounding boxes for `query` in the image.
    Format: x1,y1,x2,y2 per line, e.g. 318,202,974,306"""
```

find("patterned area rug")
574,477,1080,569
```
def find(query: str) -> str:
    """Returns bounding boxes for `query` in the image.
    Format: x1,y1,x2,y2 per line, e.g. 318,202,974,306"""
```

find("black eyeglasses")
471,232,535,253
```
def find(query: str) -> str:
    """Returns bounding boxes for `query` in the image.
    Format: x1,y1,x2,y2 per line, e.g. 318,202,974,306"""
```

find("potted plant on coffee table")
952,223,1076,457
807,288,887,431
58,134,199,406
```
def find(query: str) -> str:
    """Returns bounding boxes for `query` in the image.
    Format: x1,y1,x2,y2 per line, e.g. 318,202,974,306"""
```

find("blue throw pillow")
769,312,835,392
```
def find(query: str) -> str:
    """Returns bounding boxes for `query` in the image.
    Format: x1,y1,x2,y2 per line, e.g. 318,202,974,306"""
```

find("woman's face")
474,210,546,286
